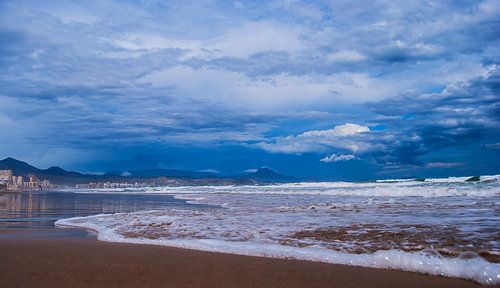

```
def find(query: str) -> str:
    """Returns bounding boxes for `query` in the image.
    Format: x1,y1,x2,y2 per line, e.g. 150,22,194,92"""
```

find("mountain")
0,157,41,175
251,167,296,182
108,167,295,182
0,157,91,184
230,167,296,183
0,158,296,185
106,169,217,179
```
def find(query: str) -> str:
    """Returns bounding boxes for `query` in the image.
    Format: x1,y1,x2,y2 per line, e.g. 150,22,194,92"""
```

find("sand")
0,235,483,288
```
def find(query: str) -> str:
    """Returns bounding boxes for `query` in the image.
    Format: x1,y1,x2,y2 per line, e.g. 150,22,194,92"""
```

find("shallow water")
0,191,209,230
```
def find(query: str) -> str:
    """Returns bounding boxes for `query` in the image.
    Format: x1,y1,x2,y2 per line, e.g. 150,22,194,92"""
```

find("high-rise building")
0,170,13,181
27,175,40,188
16,176,23,186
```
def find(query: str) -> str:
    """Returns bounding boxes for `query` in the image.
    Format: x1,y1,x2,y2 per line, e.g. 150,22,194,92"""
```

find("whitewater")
56,176,500,285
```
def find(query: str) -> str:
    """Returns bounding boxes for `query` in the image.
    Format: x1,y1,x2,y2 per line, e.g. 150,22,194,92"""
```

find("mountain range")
0,157,295,185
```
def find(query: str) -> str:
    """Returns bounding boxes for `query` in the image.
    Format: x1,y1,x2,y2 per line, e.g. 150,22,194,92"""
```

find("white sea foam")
73,174,500,198
139,177,500,198
58,177,500,284
377,175,500,183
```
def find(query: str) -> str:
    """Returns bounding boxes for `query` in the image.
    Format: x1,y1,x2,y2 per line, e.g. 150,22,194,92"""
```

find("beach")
1,183,498,287
2,0,499,286
0,232,482,288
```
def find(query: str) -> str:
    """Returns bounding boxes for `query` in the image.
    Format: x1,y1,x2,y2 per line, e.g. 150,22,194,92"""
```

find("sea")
1,175,499,285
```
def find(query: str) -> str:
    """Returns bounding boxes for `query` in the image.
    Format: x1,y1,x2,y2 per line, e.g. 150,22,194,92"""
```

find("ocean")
2,176,499,284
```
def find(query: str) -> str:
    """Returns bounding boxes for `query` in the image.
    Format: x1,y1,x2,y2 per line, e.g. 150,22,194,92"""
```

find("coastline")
0,190,20,194
0,230,483,288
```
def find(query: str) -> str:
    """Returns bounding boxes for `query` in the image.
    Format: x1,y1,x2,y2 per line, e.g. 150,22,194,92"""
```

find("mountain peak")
0,157,36,168
254,167,279,176
245,166,295,182
45,166,68,175
0,157,41,176
1,157,28,165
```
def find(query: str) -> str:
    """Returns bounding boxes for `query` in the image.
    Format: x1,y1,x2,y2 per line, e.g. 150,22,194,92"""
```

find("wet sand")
0,234,483,288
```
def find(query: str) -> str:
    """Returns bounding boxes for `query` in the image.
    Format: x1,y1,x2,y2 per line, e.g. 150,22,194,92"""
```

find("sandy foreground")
0,229,485,288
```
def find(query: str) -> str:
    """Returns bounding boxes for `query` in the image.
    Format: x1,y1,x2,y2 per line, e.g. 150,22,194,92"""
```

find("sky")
0,0,499,180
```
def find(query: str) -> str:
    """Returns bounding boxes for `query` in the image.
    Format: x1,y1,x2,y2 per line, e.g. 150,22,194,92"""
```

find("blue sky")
0,0,499,180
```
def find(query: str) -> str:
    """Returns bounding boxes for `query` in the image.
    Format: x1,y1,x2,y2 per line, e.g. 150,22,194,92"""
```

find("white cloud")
139,65,395,111
301,123,369,137
255,123,372,154
425,162,462,168
208,21,304,58
320,153,358,162
328,51,366,63
112,34,200,51
197,168,220,173
37,2,98,24
112,21,304,60
274,1,326,21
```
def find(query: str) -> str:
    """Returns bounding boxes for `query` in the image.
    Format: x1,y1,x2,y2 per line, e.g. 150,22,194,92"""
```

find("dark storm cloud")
368,66,500,165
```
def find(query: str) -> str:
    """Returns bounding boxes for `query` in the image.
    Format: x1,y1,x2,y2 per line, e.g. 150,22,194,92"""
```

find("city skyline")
0,1,499,180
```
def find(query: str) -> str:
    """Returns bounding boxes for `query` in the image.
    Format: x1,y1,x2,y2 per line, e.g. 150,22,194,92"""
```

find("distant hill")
230,167,296,183
0,157,92,184
108,167,295,182
106,169,217,179
0,158,296,185
0,157,43,175
0,157,85,178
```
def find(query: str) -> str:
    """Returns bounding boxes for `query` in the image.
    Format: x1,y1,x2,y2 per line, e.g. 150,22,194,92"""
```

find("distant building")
25,175,40,189
41,180,51,189
0,170,13,181
0,170,52,192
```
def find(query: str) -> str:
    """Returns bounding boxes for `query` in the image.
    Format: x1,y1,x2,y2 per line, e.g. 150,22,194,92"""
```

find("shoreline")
0,229,483,288
54,215,500,285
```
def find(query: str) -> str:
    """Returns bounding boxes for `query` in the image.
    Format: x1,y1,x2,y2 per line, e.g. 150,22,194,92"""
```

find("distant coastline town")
0,169,53,192
75,181,151,189
0,169,150,192
0,157,293,193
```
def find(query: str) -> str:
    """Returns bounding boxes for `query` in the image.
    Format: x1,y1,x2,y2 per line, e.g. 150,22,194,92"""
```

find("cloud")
484,142,500,150
366,65,500,166
206,21,305,59
197,168,219,174
255,123,371,154
328,51,366,63
111,34,200,51
320,154,358,163
302,123,369,137
111,20,305,61
425,162,463,169
120,171,132,177
138,65,397,112
0,0,498,177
